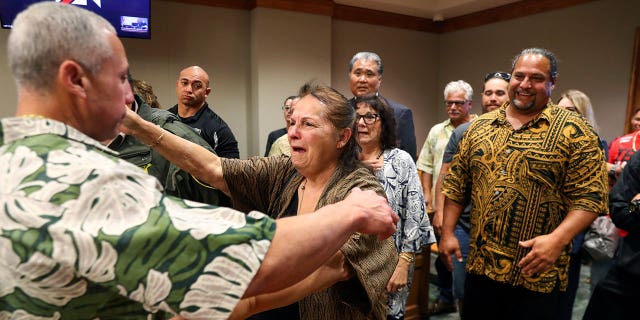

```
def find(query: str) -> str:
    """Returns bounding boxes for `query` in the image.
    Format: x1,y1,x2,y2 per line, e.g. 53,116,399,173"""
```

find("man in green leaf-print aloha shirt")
0,3,398,319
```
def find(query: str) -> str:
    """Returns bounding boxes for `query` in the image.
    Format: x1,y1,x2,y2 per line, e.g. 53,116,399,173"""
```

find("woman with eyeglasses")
354,95,435,320
122,81,397,320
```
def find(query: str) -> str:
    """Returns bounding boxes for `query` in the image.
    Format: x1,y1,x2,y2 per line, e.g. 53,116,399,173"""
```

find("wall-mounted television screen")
0,0,150,39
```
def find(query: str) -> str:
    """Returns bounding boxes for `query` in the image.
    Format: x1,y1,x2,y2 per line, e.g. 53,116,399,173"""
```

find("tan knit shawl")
222,156,398,319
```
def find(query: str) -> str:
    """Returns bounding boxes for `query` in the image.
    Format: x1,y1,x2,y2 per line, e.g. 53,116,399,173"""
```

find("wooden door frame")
624,27,640,134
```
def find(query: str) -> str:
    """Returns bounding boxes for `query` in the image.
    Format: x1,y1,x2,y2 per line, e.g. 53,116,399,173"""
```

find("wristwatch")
629,199,640,216
609,164,619,180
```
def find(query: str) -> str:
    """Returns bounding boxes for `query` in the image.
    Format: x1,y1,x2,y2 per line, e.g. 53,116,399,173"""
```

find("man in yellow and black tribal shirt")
439,48,608,320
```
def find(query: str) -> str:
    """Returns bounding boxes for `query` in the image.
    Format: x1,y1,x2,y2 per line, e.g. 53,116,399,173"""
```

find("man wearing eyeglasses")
348,51,417,161
416,80,476,315
265,95,297,156
418,80,476,218
432,72,510,317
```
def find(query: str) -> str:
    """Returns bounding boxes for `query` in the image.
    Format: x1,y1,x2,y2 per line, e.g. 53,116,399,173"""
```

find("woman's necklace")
376,149,384,159
297,178,307,213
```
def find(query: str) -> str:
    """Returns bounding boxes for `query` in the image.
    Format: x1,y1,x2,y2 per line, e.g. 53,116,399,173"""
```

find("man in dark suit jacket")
348,51,417,160
264,95,296,156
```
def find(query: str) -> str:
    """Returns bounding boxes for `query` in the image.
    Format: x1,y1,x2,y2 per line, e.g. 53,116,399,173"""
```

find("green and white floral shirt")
0,117,275,319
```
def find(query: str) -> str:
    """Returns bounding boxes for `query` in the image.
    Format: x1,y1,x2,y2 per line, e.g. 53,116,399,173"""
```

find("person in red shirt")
608,108,640,181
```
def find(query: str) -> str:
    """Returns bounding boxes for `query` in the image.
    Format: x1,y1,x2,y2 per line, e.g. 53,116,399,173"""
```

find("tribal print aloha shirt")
0,117,275,319
442,104,608,293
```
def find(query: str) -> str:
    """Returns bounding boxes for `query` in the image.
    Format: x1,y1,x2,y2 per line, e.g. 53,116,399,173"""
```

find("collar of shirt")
2,117,118,155
493,101,554,129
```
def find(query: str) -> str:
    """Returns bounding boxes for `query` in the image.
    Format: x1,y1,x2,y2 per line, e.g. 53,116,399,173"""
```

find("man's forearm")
237,251,348,317
245,207,353,296
435,163,450,214
420,172,433,204
441,197,464,237
550,209,598,248
244,190,395,297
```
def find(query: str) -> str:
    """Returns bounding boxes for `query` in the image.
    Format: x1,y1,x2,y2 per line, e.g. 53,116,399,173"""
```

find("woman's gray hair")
348,52,383,75
8,2,115,91
443,80,473,101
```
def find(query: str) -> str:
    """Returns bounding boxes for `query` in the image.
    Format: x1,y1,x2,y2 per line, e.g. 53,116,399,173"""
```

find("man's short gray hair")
349,52,383,75
8,2,116,91
444,80,473,101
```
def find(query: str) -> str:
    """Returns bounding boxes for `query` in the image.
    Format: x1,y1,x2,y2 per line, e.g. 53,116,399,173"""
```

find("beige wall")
0,29,14,117
0,0,637,156
331,20,440,152
124,2,252,157
436,0,639,143
251,8,332,156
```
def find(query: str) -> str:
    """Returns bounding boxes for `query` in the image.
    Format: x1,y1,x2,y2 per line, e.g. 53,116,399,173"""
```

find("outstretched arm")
231,251,352,319
171,252,352,320
244,187,397,297
120,109,229,195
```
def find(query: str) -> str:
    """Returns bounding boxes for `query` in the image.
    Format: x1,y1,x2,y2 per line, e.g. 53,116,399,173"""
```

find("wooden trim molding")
158,0,255,10
625,27,640,134
158,0,597,33
154,0,333,15
440,0,596,33
255,0,333,16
